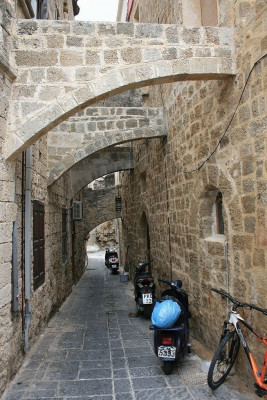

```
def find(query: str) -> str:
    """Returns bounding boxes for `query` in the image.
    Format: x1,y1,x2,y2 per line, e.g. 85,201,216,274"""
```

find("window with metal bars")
62,208,68,261
33,200,45,290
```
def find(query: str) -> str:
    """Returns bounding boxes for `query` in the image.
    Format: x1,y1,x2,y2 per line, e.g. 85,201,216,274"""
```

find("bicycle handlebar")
211,288,267,315
159,279,171,285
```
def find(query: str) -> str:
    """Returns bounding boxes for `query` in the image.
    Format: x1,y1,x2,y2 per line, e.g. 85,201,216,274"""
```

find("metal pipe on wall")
12,162,19,312
24,146,32,351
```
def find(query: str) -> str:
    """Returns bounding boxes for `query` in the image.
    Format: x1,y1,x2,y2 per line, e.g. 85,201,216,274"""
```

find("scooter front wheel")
163,361,173,375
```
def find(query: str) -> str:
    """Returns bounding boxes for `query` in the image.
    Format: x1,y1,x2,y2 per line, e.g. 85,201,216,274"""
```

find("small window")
140,171,146,193
215,192,224,234
62,208,68,261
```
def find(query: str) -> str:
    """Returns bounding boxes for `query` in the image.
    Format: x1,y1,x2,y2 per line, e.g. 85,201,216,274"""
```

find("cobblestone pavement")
3,251,257,400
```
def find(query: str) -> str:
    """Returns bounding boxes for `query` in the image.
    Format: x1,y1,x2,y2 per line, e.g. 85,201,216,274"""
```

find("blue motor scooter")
149,279,191,374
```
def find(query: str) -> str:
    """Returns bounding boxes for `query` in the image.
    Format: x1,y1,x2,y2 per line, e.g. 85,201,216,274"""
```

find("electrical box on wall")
72,201,83,220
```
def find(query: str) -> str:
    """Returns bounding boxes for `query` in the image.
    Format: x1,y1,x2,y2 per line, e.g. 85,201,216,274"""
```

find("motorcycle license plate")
158,346,176,359
112,264,117,269
142,293,152,304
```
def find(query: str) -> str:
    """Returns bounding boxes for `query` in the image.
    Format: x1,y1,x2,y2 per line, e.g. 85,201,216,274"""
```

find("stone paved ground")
2,251,258,400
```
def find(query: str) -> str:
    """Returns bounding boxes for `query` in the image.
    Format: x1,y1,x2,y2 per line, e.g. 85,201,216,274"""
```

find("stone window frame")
200,187,226,242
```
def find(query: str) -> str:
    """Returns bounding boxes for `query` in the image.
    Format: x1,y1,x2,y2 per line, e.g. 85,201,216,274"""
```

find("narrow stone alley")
2,250,257,400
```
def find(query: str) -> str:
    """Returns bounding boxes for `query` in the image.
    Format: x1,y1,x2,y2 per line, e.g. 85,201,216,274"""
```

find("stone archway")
5,20,235,159
47,106,166,185
55,146,134,197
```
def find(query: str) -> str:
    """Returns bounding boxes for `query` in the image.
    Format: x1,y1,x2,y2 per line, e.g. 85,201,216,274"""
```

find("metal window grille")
72,201,83,220
115,197,122,213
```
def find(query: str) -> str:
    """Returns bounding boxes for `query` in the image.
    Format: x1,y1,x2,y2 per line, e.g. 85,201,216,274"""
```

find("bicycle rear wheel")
208,331,240,390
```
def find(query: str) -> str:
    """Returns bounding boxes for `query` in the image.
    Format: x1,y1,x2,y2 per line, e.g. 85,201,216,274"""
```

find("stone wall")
83,185,121,236
121,0,267,380
0,1,18,393
0,1,85,395
6,19,235,160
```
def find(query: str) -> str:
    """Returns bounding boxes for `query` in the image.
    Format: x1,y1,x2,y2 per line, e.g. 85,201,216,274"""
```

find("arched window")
199,188,225,239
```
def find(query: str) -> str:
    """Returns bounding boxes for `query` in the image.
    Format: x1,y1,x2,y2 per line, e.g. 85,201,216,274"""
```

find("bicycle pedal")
254,383,267,398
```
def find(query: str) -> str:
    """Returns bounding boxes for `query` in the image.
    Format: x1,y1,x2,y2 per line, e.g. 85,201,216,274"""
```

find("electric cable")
163,53,267,174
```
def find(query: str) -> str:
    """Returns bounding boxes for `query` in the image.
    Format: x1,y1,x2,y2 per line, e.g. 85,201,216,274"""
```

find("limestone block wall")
6,19,235,159
47,106,165,184
0,1,84,396
121,0,267,380
83,185,121,237
0,2,18,393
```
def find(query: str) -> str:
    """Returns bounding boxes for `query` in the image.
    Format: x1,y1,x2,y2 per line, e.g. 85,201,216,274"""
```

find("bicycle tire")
208,331,240,390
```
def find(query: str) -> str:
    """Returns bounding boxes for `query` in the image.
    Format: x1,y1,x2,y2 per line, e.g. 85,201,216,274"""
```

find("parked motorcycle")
134,260,155,318
105,247,119,274
150,278,191,374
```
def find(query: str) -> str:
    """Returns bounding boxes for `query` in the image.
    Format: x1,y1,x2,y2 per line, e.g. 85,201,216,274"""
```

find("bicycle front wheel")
208,331,240,390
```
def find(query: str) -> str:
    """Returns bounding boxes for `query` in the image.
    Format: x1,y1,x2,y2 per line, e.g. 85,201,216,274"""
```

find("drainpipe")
12,163,19,312
224,241,229,317
24,146,32,352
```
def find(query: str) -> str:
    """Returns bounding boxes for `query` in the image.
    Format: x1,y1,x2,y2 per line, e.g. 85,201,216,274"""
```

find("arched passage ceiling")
52,146,134,198
6,20,235,160
47,106,165,185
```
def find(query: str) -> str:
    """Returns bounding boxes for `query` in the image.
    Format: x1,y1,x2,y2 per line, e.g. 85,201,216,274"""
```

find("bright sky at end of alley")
76,0,120,22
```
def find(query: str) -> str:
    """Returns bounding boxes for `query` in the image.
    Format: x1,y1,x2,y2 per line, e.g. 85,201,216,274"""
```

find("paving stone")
132,376,168,390
2,258,256,400
58,379,112,396
134,387,193,400
114,378,132,393
115,394,134,400
79,368,112,380
44,361,80,380
113,369,129,379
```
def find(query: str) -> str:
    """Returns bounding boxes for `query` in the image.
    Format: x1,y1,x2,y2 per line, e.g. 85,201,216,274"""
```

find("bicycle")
207,288,267,398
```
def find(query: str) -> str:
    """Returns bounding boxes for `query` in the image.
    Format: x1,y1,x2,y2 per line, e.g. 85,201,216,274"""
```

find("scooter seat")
149,324,183,332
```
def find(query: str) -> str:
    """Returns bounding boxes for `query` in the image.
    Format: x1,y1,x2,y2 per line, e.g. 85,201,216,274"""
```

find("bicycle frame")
228,310,267,391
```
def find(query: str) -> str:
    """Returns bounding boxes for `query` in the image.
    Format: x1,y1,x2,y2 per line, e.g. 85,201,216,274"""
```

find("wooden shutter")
33,201,45,290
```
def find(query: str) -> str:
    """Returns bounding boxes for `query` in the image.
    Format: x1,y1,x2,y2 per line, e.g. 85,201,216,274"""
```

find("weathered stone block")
104,50,119,65
97,23,116,36
85,50,101,65
242,195,256,213
242,160,255,176
66,36,84,47
253,248,265,267
245,216,256,233
0,283,11,309
135,24,163,38
60,50,83,67
0,222,13,244
73,85,95,105
15,50,58,67
142,48,161,63
17,20,38,35
46,35,64,48
166,26,179,44
72,21,95,35
243,178,255,193
75,67,96,82
117,23,134,37
121,48,142,64
182,28,200,45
